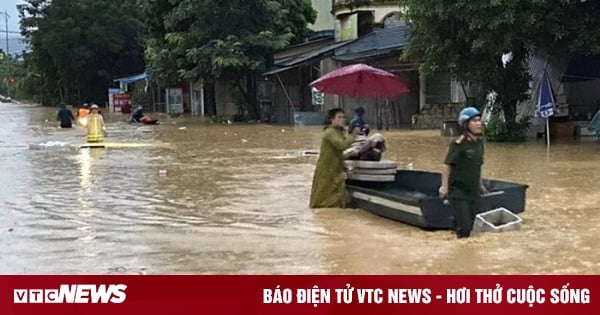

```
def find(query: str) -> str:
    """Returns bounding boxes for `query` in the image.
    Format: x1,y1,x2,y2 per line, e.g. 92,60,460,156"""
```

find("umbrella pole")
546,118,550,147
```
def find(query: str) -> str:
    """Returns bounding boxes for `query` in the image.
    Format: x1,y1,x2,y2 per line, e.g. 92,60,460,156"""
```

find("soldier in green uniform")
310,108,359,208
439,107,487,238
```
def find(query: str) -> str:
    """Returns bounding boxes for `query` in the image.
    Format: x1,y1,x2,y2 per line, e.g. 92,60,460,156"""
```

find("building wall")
334,5,400,24
566,79,600,117
311,0,334,31
215,81,238,117
321,57,341,113
337,13,358,41
269,69,301,124
411,103,465,129
266,60,327,124
332,3,400,42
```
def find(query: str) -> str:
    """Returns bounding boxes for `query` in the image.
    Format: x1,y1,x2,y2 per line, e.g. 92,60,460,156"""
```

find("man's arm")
439,164,451,197
441,138,462,198
480,179,488,195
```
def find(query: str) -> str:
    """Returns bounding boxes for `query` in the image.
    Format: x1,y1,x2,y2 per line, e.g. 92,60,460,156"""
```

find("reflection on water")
75,148,103,255
0,102,599,274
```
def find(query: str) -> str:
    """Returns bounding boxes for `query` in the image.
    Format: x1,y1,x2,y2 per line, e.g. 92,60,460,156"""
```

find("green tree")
18,0,147,105
401,0,600,140
144,0,315,118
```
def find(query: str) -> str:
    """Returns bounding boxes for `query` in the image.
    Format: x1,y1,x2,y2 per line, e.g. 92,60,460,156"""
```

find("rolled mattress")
346,173,396,182
345,159,397,170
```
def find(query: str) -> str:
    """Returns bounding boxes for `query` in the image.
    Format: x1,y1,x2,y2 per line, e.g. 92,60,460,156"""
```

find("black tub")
346,170,529,230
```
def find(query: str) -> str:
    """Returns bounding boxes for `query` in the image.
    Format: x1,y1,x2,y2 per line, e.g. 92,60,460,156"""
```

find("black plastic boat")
346,170,529,230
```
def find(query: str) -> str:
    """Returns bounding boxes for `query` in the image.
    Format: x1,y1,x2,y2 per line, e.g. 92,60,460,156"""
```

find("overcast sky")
0,0,22,30
0,0,26,55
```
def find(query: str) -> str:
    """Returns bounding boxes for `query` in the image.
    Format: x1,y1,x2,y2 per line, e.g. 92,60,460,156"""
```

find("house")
260,33,348,124
261,0,467,127
127,0,484,128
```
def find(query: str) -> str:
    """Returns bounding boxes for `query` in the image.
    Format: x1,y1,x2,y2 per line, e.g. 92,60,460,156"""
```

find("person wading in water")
56,103,76,128
86,104,106,143
349,106,370,136
310,108,360,208
439,107,487,238
77,103,90,127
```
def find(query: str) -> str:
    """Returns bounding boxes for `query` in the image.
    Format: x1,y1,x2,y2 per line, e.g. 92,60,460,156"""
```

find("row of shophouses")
115,0,600,135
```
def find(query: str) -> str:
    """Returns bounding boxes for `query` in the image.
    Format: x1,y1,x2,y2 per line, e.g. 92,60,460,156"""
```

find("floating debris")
108,266,127,273
300,150,319,156
241,139,248,143
29,141,72,150
178,127,187,130
159,169,168,176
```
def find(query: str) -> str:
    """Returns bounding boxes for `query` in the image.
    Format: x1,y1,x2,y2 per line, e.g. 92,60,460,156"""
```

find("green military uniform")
310,126,355,208
444,135,485,238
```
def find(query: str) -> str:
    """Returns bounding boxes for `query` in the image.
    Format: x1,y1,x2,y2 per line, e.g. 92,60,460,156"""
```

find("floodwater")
0,102,599,274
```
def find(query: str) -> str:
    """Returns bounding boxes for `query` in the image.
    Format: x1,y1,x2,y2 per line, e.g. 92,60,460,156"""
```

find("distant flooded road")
1,102,599,274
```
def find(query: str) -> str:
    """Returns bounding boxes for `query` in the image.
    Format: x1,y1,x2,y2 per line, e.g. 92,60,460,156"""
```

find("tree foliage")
401,0,600,136
144,0,316,117
18,0,147,105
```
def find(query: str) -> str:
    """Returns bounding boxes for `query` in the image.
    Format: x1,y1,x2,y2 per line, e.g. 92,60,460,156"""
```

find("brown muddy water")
0,102,599,274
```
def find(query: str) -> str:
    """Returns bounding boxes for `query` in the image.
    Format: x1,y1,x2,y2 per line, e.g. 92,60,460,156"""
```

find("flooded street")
1,102,599,274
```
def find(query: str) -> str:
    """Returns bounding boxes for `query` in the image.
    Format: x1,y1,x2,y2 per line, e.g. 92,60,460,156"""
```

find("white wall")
311,0,334,31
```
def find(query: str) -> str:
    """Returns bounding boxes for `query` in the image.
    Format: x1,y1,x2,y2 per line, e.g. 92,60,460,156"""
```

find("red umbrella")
310,63,409,98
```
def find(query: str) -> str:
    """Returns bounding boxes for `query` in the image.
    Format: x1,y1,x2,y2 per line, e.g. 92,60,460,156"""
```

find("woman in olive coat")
310,108,358,208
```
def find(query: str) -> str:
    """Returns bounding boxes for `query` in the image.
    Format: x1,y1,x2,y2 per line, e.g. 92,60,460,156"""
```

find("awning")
114,72,149,85
262,41,352,76
262,66,296,76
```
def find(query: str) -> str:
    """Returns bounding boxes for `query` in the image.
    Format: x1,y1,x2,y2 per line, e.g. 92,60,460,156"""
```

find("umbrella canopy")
310,63,409,99
536,71,557,119
536,70,557,147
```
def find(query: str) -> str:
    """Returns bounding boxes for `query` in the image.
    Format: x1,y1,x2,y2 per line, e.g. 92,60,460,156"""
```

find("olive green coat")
310,126,355,208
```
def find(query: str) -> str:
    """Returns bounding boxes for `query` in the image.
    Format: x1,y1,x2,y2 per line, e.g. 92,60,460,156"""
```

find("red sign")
112,93,132,113
0,276,596,315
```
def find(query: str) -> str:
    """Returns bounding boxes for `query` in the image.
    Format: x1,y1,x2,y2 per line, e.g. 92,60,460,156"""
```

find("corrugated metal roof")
334,48,397,61
334,26,410,61
262,65,296,76
263,26,409,76
263,40,353,76
113,72,150,84
277,40,353,67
